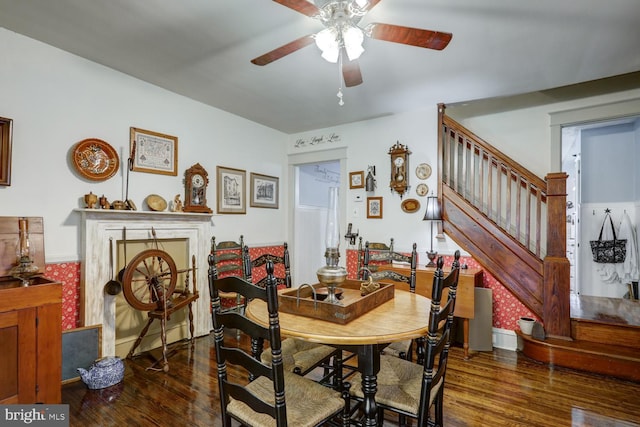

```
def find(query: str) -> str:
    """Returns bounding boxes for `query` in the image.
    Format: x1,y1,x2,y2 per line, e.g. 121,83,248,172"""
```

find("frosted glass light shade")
315,28,340,63
343,26,364,61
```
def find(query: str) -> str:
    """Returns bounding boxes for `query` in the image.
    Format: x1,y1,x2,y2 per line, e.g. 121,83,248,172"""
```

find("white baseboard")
492,327,518,351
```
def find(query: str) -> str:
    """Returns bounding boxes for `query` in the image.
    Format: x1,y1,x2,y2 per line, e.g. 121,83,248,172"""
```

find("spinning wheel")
122,249,178,312
120,246,199,372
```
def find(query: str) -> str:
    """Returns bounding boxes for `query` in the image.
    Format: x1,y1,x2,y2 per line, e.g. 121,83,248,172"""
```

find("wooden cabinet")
0,276,62,404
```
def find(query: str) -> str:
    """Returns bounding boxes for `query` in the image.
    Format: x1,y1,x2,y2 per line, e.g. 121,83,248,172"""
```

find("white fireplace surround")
77,209,213,357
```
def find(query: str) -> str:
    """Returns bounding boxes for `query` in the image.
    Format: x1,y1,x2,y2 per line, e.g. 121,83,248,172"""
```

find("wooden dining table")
245,288,432,427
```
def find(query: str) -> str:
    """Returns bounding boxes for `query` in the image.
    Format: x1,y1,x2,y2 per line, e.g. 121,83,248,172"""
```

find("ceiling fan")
251,0,452,88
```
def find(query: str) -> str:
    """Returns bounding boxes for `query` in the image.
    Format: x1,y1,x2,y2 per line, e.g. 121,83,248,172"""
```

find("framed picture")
130,127,178,176
250,173,279,209
367,197,383,219
349,171,364,189
217,166,246,214
0,117,13,186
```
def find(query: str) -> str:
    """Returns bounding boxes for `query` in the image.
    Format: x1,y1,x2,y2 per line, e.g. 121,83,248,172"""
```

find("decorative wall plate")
416,183,429,197
146,194,167,211
401,198,421,213
416,163,432,180
72,138,119,181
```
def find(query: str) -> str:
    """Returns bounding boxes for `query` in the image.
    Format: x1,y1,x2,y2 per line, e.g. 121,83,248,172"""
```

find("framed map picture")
130,127,178,176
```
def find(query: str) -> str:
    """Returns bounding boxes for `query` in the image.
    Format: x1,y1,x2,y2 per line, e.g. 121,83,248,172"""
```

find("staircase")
437,104,640,381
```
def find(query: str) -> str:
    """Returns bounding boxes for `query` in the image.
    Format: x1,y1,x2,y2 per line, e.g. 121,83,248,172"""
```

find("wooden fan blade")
343,58,363,87
273,0,321,17
365,23,452,50
251,35,315,66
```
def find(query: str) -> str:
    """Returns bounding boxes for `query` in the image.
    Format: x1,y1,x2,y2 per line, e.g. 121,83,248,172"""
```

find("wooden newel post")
543,172,571,339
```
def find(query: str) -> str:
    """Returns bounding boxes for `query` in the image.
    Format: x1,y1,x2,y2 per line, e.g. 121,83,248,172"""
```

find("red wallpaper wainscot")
47,246,538,332
345,249,538,330
44,262,81,330
45,245,289,328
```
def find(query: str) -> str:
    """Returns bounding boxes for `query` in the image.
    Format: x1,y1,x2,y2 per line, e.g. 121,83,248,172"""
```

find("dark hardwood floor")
62,333,640,426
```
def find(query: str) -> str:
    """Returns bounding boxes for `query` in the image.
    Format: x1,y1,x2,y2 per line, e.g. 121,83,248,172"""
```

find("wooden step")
517,330,640,382
571,318,640,350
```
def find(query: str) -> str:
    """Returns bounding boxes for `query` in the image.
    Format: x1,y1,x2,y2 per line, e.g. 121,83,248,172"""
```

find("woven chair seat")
349,354,443,415
261,338,337,375
227,371,345,427
381,339,412,359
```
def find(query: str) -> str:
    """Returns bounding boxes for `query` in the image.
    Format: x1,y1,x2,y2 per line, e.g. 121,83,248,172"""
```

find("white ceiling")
1,0,639,134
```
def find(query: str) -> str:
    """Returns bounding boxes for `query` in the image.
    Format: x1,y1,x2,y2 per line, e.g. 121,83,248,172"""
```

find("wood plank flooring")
62,333,640,426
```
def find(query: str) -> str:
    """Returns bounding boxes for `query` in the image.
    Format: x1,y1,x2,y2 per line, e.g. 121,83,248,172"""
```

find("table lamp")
423,194,441,267
316,187,347,304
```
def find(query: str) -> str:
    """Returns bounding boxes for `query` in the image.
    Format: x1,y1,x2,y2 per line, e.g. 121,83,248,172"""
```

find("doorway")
561,115,640,297
288,148,347,286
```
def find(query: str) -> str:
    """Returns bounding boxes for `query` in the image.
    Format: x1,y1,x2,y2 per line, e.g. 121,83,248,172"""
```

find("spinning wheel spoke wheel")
122,249,178,312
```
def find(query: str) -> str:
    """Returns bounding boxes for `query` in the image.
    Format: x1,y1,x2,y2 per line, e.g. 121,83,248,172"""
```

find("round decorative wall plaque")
72,138,119,181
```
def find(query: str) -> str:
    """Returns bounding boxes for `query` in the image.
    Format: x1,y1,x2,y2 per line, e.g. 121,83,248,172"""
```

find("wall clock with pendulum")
183,163,212,213
388,141,411,198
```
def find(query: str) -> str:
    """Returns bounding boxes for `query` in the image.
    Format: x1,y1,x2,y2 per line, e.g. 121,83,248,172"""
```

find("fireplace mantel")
76,209,213,356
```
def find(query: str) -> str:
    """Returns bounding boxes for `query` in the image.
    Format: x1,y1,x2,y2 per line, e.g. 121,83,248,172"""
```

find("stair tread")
532,334,640,360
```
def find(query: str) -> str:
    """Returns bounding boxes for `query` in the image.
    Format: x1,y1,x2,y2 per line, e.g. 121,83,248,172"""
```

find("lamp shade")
423,195,441,221
315,27,340,63
342,25,364,61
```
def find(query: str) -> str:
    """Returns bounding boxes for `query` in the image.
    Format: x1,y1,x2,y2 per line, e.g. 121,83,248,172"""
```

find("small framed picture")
0,117,13,186
349,171,365,189
217,166,246,214
250,173,279,209
367,197,383,219
130,127,178,176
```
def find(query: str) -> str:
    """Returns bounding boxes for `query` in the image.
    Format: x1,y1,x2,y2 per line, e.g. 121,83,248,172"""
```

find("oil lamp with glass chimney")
316,187,347,304
9,217,41,285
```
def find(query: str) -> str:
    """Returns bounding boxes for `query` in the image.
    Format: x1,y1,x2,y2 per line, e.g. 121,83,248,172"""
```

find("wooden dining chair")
357,237,394,279
362,241,418,362
348,252,461,427
245,242,292,289
210,236,249,315
247,242,343,388
209,259,349,427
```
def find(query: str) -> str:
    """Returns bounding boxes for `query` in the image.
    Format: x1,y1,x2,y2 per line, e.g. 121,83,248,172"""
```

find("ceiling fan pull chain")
337,50,345,106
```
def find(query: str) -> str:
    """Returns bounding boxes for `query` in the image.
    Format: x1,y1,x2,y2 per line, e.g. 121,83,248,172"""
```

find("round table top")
245,289,431,346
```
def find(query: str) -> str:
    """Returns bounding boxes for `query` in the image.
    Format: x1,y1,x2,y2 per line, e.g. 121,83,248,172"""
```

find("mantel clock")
183,163,212,213
388,141,411,198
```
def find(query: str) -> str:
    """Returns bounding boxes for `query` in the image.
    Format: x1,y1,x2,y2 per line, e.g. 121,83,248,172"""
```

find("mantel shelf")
73,208,213,222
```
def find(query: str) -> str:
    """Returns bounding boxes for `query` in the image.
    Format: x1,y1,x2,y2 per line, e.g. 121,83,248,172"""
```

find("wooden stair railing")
437,104,571,338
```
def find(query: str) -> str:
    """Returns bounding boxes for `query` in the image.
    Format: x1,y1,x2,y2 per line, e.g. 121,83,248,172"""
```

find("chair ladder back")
249,242,292,289
210,259,289,426
418,251,461,426
364,242,418,292
212,235,246,278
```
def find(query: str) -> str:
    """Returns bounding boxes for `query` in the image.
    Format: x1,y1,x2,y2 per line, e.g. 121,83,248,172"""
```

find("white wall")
287,108,454,257
0,28,288,262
